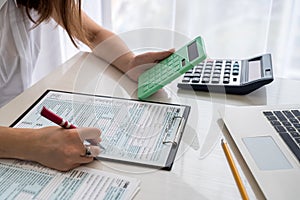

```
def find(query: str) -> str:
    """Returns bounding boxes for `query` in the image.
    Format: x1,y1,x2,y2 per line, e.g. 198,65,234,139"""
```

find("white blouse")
0,0,42,107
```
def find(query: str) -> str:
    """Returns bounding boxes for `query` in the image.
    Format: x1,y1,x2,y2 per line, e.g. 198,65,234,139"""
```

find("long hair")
17,0,90,48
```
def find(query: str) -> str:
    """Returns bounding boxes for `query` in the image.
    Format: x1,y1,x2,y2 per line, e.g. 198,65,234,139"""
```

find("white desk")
1,52,300,200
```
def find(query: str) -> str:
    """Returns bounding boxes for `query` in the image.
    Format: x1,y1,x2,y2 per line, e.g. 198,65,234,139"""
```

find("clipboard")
10,90,190,170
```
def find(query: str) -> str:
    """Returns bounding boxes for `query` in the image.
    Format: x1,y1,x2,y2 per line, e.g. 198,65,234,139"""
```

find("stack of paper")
0,159,140,200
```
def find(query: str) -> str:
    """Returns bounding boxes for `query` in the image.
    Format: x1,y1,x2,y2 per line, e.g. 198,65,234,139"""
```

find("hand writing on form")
29,127,101,171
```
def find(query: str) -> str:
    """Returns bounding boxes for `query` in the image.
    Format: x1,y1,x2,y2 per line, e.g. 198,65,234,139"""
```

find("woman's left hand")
125,49,174,82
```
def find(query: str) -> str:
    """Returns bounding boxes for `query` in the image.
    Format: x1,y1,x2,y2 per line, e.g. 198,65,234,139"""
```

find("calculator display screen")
248,60,262,82
187,41,199,61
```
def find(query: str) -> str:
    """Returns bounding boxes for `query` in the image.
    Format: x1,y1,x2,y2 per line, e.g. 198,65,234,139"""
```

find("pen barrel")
41,106,76,129
60,119,77,129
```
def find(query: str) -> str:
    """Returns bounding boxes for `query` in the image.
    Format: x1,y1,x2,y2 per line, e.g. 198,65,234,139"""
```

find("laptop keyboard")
263,110,300,162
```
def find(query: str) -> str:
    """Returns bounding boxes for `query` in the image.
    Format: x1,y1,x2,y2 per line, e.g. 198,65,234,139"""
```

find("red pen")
40,106,76,129
40,106,105,151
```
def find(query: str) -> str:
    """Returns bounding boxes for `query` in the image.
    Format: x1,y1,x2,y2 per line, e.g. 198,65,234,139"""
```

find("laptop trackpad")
243,136,292,170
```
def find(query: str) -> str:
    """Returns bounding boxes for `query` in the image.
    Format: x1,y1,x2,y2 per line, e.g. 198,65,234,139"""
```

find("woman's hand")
0,126,101,171
125,49,175,82
20,127,101,171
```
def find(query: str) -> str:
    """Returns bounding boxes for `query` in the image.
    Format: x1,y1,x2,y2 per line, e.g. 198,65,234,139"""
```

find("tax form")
11,90,190,170
0,159,140,200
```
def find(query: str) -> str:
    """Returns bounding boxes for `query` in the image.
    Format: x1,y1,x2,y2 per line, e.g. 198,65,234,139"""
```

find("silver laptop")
222,104,300,200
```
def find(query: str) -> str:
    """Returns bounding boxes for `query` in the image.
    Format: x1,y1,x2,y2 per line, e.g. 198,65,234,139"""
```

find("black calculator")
177,54,274,94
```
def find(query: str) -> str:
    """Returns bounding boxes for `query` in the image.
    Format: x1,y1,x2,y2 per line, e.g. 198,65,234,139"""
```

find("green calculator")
138,36,207,99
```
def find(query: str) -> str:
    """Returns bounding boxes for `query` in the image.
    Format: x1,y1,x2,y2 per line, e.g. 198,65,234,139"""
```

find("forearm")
91,28,135,74
0,126,38,161
77,11,135,73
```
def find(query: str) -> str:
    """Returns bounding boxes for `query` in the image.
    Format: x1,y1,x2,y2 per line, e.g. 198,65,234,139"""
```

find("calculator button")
192,77,200,83
223,78,230,84
193,73,201,77
204,69,212,74
214,66,222,70
223,73,230,78
182,77,190,82
202,78,210,83
223,74,230,79
205,66,212,70
213,74,221,78
195,66,203,70
213,69,221,74
203,73,211,78
232,69,239,75
225,69,231,74
194,69,202,73
181,59,186,67
184,72,193,77
212,78,220,83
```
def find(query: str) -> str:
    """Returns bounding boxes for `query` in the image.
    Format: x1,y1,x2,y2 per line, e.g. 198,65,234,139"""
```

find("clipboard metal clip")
163,116,185,146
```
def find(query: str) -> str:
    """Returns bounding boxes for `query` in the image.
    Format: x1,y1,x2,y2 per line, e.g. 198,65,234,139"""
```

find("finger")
151,49,174,62
88,145,101,157
136,50,173,65
79,156,94,164
80,145,101,157
77,128,101,142
86,137,101,146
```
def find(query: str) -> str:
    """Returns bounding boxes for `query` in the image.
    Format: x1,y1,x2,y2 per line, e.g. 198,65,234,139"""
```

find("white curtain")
267,0,300,79
108,0,300,80
46,0,300,83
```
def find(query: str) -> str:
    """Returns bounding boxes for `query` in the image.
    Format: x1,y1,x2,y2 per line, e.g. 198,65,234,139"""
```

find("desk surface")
1,52,300,200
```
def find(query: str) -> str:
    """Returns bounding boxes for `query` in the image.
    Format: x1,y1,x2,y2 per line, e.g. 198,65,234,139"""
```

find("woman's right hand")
28,127,101,171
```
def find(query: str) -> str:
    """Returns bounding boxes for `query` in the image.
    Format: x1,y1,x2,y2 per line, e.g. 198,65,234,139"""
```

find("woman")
0,0,173,171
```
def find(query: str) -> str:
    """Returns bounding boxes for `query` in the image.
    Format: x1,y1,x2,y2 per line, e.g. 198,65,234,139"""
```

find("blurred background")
33,0,300,84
